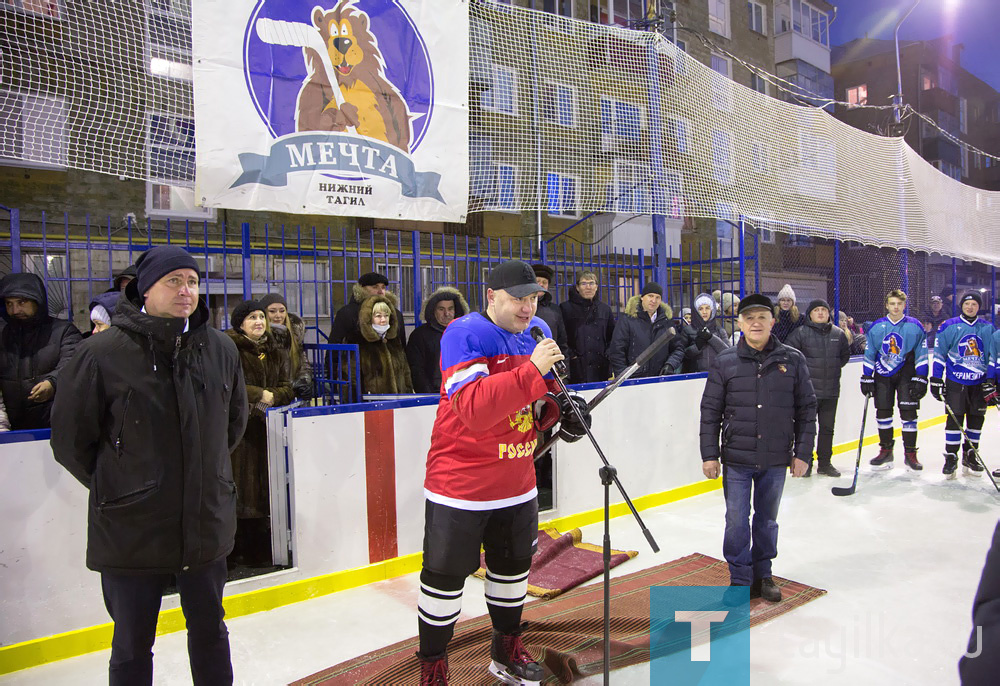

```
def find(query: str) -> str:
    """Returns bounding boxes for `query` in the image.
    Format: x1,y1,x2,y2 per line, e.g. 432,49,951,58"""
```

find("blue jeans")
722,464,787,585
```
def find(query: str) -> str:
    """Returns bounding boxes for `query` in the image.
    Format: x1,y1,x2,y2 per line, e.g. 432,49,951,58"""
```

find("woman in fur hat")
772,284,804,342
226,300,294,567
346,293,413,395
259,293,313,400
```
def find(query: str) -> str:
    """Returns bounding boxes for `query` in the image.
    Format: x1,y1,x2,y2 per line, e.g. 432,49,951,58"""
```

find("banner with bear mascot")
192,0,468,222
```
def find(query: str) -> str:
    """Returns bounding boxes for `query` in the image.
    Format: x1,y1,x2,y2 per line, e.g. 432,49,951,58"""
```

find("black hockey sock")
876,410,894,448
900,412,918,449
483,555,531,635
945,411,963,455
418,569,465,658
878,428,895,447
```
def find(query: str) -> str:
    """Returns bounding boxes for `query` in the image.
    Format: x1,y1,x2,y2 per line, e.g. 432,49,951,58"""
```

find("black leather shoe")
751,577,782,603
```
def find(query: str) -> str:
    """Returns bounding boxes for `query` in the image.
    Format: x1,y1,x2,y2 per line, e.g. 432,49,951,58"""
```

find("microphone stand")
537,328,660,685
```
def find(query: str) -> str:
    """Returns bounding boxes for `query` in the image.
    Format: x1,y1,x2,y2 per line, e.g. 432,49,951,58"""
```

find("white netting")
2,0,999,263
0,0,193,182
468,1,1000,263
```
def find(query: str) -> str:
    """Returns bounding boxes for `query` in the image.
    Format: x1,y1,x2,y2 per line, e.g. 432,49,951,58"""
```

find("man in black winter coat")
959,519,1000,684
700,294,817,603
559,271,615,383
0,272,82,430
50,246,249,686
609,282,684,378
785,299,851,477
406,287,469,393
531,264,568,355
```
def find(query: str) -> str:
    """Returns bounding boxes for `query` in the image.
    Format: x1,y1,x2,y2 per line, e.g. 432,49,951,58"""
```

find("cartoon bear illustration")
966,338,981,358
295,1,413,153
886,336,901,355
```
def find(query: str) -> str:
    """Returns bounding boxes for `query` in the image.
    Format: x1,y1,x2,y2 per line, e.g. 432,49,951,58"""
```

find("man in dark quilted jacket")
699,293,817,603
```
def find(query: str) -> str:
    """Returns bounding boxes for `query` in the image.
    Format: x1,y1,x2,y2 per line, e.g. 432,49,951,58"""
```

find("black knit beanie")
640,282,663,297
231,300,266,330
258,293,288,309
135,246,200,298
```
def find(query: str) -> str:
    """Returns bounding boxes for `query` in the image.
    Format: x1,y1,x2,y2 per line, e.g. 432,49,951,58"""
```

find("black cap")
258,292,288,309
805,298,831,317
961,292,983,309
358,272,389,287
487,260,547,298
640,282,663,297
231,299,266,330
531,264,554,282
737,293,773,315
135,246,200,298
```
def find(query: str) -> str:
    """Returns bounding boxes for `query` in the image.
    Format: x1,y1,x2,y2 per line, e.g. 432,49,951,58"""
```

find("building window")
611,161,649,213
846,84,867,106
271,260,331,318
711,129,732,185
147,112,214,219
540,82,576,127
779,0,828,46
959,97,968,134
543,0,573,17
0,90,67,168
747,1,765,34
751,141,769,172
711,53,731,77
146,0,193,81
482,65,518,115
668,118,689,154
750,73,767,95
708,0,730,38
710,54,732,110
961,146,969,179
3,0,63,18
492,164,517,211
600,96,643,141
546,172,577,217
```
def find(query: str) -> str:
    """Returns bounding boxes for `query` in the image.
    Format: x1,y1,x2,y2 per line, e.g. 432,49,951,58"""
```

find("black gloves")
557,392,592,443
695,327,713,349
984,380,999,407
909,376,928,401
293,378,314,400
533,392,561,432
661,363,675,376
930,377,945,402
860,375,875,398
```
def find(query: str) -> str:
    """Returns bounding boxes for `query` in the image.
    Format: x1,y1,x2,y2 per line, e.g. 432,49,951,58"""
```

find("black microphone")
530,326,568,379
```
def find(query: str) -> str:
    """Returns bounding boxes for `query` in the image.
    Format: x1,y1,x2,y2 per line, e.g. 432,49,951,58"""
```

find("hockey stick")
534,330,675,460
832,395,871,496
254,18,358,135
943,403,1000,494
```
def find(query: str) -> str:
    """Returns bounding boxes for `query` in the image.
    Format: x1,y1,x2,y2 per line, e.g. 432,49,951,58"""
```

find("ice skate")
489,629,543,685
962,446,984,477
417,651,448,686
903,449,922,472
870,446,894,471
942,453,958,480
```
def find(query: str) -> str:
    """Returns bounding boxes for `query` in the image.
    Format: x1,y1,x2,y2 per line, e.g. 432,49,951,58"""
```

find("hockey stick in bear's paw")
534,330,675,460
832,395,871,497
943,403,1000,494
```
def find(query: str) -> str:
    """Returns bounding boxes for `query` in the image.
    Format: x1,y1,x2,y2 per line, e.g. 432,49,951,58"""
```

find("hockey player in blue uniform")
860,289,929,471
931,292,995,478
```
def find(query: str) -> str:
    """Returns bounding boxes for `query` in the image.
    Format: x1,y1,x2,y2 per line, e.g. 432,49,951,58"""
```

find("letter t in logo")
674,610,729,661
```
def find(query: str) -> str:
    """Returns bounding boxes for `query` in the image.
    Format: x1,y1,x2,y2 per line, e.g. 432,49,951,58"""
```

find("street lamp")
894,0,921,124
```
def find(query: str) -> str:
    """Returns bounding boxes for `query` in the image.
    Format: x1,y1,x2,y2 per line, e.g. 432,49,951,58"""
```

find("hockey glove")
983,380,999,407
661,363,675,376
695,327,713,349
930,377,945,402
293,377,314,400
557,392,592,443
860,375,875,398
909,376,928,401
533,392,562,432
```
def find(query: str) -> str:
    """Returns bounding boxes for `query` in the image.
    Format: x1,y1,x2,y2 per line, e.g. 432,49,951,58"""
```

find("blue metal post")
900,249,909,300
737,216,746,298
754,232,760,293
646,43,668,288
10,208,20,272
412,231,423,326
833,240,841,325
241,222,252,300
952,258,958,316
993,266,997,327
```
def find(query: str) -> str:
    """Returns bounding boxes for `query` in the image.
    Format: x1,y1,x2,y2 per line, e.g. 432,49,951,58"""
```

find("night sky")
829,0,1000,92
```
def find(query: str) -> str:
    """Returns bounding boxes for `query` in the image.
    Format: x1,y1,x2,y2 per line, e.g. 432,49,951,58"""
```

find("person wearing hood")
226,300,295,568
0,272,82,430
675,293,731,374
559,270,616,383
259,293,313,400
49,245,248,685
772,284,803,342
720,292,740,338
785,299,851,477
82,290,121,338
112,264,136,292
531,264,568,356
924,295,948,350
327,272,406,401
347,293,413,395
609,282,684,378
406,287,469,393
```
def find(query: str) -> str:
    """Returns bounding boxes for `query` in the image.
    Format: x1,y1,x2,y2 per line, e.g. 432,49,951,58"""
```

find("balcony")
923,138,961,168
919,87,958,117
775,31,831,73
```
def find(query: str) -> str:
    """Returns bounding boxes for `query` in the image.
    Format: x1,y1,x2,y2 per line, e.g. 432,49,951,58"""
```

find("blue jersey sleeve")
863,323,878,375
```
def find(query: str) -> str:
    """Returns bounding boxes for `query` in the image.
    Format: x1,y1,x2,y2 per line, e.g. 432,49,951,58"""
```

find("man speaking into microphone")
415,260,590,685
